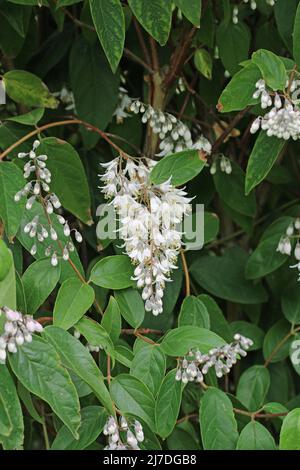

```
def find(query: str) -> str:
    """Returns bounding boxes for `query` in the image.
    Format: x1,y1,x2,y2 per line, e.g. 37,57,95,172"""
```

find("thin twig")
180,249,191,297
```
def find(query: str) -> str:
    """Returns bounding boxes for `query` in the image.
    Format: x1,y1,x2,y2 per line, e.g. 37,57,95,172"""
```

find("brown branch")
180,249,191,297
212,107,250,153
121,328,163,336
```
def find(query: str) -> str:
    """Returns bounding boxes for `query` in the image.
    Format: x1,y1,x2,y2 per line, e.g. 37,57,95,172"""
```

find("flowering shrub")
1,0,300,452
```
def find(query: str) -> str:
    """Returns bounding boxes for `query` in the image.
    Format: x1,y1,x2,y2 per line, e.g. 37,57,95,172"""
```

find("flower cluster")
277,218,300,278
0,307,43,363
14,140,82,266
54,85,75,111
130,100,212,157
104,416,144,450
210,155,232,175
243,0,276,10
114,87,133,124
250,78,300,141
73,329,101,353
100,157,192,315
175,334,253,384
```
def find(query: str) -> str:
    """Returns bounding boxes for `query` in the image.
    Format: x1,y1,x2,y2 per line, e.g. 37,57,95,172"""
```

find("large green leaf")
0,240,11,281
263,319,292,363
236,366,270,412
0,365,24,450
90,255,135,289
155,370,182,439
245,131,286,195
237,421,276,450
198,294,232,342
3,70,58,108
0,245,16,310
160,326,225,357
0,162,26,240
9,336,81,438
44,326,114,414
282,280,300,324
293,3,300,68
216,21,250,75
53,278,95,330
101,296,121,343
252,49,287,91
190,247,268,304
218,63,261,113
110,374,156,430
90,0,125,73
150,149,206,186
115,288,145,328
75,315,115,357
174,0,201,27
279,409,300,450
178,295,210,329
23,258,60,314
130,343,166,396
128,0,172,46
37,137,92,225
51,406,108,450
199,388,239,450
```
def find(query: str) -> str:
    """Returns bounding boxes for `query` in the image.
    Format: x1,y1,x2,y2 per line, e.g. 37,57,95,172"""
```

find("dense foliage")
1,0,300,451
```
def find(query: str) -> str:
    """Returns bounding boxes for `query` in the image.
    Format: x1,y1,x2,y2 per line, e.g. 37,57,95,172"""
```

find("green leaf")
279,409,300,450
275,0,298,52
190,247,268,304
110,374,156,430
128,0,172,46
3,70,58,109
90,255,135,289
51,406,108,450
218,63,261,113
9,335,81,438
53,278,95,330
69,36,119,146
198,294,232,342
5,108,44,126
214,160,256,217
245,217,293,279
75,315,115,357
150,149,206,186
130,343,166,396
282,279,300,324
194,49,212,80
0,162,26,240
90,0,125,73
230,321,264,351
44,326,114,414
56,0,82,6
115,288,145,328
236,421,276,450
160,326,225,357
199,388,239,450
216,21,250,75
0,365,24,450
0,240,11,281
101,296,121,343
237,365,270,412
263,319,292,363
23,258,61,314
178,295,210,329
174,0,201,27
252,49,287,90
37,137,92,225
0,246,16,310
155,370,182,439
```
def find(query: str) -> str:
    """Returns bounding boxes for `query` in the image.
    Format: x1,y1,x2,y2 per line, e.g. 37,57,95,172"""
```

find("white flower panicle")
250,78,300,141
114,87,133,123
103,415,144,450
129,100,212,157
210,155,232,175
277,218,300,279
175,334,253,384
0,307,43,363
100,157,192,315
14,140,82,266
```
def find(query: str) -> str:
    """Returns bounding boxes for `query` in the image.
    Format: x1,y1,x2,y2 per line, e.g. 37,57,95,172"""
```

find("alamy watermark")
290,339,300,366
0,80,6,105
96,203,205,251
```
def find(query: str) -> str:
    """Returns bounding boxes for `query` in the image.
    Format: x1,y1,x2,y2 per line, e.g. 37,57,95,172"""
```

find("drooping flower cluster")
130,100,212,157
277,218,300,278
100,157,192,315
0,307,43,363
242,0,276,10
250,78,300,141
175,334,253,384
114,87,133,124
54,85,75,111
210,155,232,175
14,140,82,266
103,416,144,450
